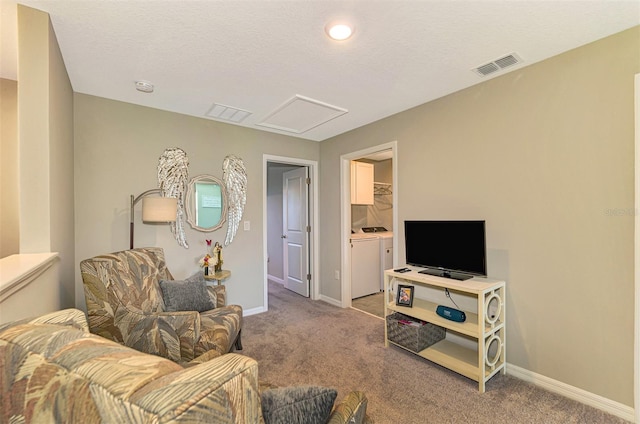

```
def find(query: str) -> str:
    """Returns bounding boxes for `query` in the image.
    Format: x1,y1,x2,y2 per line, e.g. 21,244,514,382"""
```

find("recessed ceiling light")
135,80,154,93
325,22,354,41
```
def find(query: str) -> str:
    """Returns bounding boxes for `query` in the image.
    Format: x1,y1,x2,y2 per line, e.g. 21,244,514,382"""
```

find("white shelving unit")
384,268,506,393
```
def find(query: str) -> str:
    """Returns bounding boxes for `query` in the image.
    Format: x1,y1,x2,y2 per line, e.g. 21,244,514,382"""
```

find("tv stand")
384,268,506,392
417,268,473,281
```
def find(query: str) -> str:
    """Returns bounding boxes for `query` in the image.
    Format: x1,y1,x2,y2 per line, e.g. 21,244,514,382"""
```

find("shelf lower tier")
387,338,505,384
386,299,503,338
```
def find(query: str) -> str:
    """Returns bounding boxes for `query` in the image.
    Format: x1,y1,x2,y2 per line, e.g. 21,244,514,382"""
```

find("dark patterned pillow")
261,386,337,424
159,279,215,312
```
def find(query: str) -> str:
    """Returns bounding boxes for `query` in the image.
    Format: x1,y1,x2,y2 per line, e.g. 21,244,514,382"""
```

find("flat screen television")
404,220,487,280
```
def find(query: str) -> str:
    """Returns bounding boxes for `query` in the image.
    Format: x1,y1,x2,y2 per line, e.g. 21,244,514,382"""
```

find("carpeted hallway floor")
241,282,628,424
352,292,385,318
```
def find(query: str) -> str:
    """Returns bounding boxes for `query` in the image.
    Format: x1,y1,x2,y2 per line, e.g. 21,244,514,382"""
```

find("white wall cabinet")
384,269,506,393
350,161,374,205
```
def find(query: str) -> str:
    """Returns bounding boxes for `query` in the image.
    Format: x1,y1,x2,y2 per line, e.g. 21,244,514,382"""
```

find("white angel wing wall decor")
158,147,189,248
222,155,247,246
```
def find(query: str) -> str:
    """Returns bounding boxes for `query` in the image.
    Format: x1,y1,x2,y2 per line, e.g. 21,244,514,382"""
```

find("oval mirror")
185,174,228,232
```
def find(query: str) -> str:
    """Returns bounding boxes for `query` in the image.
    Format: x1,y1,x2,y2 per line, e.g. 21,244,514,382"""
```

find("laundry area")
350,151,393,318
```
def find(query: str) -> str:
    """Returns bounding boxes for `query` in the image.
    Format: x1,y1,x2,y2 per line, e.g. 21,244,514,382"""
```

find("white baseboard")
319,294,342,308
507,363,635,422
267,274,284,285
243,306,266,316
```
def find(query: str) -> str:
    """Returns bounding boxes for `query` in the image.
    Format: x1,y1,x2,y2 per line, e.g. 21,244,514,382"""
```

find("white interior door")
283,167,310,297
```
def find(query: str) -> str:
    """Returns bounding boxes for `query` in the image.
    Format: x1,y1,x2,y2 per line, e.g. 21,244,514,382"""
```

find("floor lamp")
130,189,178,249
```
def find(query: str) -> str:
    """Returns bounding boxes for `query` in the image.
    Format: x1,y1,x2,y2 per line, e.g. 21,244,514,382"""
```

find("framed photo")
396,284,414,307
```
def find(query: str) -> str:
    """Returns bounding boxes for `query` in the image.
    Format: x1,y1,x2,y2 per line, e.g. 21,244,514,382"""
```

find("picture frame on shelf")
396,284,414,307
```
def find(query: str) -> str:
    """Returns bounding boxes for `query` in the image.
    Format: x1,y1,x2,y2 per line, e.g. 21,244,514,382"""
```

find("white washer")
351,233,381,298
361,227,394,292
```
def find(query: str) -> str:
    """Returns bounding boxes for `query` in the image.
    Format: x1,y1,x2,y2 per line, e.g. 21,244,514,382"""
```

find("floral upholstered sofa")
80,247,242,364
0,309,371,424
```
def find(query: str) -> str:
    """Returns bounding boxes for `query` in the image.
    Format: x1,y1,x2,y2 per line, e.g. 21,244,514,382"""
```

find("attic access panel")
257,95,348,134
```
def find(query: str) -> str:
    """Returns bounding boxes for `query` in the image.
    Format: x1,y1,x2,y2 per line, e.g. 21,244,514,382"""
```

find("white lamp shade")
142,197,178,222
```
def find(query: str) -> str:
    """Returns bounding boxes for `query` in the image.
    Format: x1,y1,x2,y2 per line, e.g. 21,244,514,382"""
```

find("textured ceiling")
1,1,639,141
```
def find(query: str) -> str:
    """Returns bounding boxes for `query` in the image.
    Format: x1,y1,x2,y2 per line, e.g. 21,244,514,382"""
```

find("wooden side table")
204,270,231,285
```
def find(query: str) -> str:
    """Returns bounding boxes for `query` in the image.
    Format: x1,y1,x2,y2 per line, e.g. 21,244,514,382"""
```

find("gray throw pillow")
159,279,215,312
261,386,337,424
184,272,218,306
185,271,205,282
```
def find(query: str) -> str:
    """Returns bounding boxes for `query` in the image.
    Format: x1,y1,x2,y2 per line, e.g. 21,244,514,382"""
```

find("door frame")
263,155,319,310
634,73,639,423
340,141,398,308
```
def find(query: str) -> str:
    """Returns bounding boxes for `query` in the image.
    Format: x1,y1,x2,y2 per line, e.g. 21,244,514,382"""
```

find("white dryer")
350,232,381,299
378,232,393,290
361,227,394,291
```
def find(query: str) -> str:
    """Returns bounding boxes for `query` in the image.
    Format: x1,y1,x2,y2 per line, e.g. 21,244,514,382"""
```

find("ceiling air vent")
476,63,500,76
206,103,252,123
473,53,522,77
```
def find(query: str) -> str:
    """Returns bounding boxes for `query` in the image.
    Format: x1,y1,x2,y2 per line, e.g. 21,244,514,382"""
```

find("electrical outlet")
244,221,250,231
334,270,340,280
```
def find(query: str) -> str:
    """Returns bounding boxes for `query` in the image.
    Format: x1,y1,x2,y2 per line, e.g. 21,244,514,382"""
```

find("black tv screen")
404,220,487,279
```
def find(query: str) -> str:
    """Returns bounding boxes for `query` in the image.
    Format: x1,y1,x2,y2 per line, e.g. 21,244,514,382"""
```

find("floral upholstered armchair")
80,247,242,364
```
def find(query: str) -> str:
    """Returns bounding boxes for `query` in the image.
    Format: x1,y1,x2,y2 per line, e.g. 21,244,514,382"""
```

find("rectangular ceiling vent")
206,103,252,123
473,53,522,77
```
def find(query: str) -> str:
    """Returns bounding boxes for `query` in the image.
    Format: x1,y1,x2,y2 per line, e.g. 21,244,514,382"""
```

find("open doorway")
263,155,319,311
340,142,398,313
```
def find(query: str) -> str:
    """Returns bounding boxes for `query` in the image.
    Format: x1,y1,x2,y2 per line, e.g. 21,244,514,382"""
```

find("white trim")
263,155,320,312
267,274,284,285
243,306,266,317
508,363,634,422
0,253,59,302
634,72,640,424
339,141,398,308
319,294,342,308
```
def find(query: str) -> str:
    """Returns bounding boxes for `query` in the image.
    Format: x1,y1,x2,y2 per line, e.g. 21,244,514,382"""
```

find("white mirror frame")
185,174,228,232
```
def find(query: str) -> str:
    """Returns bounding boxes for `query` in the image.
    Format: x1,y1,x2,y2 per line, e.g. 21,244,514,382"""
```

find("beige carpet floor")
241,282,628,424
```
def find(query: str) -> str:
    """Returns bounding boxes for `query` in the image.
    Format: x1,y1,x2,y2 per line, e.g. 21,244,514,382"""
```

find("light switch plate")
244,221,250,231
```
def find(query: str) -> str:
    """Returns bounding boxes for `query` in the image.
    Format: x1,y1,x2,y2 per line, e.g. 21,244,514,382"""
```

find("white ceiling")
2,1,638,141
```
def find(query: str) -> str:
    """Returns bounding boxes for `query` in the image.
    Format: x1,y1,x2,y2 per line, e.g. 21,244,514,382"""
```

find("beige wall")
18,5,51,253
16,5,75,310
0,78,19,257
320,27,639,406
47,9,76,307
73,95,319,311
